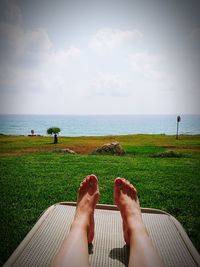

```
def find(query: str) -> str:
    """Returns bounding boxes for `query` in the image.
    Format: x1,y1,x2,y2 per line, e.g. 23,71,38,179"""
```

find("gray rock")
57,148,77,154
94,142,125,155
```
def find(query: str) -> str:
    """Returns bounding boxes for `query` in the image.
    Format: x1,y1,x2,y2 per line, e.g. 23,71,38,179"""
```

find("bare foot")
72,175,100,243
114,178,145,245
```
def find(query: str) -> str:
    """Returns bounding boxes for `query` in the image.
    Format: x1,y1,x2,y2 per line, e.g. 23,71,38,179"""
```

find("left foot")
72,175,100,243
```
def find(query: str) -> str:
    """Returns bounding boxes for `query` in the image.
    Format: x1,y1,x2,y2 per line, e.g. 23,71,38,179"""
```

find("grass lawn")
0,134,200,265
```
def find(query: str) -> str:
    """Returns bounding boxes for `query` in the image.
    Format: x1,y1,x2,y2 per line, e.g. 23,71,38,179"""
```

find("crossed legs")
50,175,165,267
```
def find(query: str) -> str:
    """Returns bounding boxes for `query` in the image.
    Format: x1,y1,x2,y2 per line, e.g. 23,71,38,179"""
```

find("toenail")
116,179,122,185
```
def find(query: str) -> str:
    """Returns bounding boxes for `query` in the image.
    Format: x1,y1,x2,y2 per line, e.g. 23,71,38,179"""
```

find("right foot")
114,178,145,245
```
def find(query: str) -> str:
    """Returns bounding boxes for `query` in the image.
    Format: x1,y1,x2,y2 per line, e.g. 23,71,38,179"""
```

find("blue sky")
0,0,200,114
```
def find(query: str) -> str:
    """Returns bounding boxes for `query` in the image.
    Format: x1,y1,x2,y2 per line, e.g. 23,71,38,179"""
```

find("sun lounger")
4,202,200,267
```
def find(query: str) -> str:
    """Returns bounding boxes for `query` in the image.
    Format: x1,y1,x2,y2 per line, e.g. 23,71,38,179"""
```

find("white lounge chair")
4,202,200,267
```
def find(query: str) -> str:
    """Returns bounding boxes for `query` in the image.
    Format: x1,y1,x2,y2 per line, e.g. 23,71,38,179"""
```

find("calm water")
0,115,200,136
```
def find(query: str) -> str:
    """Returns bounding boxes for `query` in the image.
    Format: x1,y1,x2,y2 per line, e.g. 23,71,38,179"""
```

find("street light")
176,115,181,140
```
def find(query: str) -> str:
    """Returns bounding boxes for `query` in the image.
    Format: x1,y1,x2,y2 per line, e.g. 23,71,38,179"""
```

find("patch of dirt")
0,144,100,156
1,141,199,156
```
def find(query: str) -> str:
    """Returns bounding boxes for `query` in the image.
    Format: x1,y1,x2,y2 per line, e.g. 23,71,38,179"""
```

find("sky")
0,0,200,115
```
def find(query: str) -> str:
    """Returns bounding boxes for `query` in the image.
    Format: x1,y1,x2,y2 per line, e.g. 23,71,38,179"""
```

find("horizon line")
0,113,200,116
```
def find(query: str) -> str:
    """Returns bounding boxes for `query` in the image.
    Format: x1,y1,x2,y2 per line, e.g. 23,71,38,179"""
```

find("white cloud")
0,23,53,67
0,15,81,94
24,29,52,53
0,22,24,63
89,73,133,97
90,27,143,50
1,1,198,115
0,44,81,95
39,46,81,93
129,52,168,81
44,46,81,68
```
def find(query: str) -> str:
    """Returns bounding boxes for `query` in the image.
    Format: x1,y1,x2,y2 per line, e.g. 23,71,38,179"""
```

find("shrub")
151,150,182,158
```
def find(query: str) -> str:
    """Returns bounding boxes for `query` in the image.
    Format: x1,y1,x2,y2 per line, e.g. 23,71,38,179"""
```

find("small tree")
31,130,34,135
176,115,181,140
47,127,61,144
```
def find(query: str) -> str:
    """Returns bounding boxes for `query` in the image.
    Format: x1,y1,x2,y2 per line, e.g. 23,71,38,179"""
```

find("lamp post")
176,115,181,140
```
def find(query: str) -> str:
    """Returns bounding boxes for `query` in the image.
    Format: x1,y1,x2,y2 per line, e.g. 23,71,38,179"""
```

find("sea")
0,114,200,136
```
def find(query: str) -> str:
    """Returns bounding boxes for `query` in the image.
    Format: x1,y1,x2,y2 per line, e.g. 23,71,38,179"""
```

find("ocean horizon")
0,114,200,136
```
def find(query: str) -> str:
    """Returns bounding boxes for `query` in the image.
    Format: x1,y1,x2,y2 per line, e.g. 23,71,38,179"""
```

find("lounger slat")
4,204,200,267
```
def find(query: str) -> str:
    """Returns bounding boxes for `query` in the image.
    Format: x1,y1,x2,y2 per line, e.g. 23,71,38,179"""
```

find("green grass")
1,134,200,154
124,145,166,155
0,134,200,265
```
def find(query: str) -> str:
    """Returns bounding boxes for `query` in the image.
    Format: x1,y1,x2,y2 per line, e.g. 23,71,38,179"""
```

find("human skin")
49,174,100,267
114,177,165,267
50,175,165,267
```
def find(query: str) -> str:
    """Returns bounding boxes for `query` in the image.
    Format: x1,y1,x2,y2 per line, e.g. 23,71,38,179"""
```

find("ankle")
71,216,89,231
126,217,147,236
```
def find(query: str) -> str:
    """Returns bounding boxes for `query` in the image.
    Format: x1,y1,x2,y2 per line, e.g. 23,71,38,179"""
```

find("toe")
125,182,130,190
79,182,83,190
126,185,132,197
79,177,88,193
114,178,124,195
132,186,137,196
79,181,84,192
87,175,98,194
83,178,88,187
114,177,123,188
86,176,90,182
130,186,138,200
122,179,128,194
114,178,123,199
88,174,98,186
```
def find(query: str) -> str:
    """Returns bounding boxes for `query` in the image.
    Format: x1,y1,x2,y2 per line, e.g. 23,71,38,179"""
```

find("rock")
57,148,77,154
94,142,125,155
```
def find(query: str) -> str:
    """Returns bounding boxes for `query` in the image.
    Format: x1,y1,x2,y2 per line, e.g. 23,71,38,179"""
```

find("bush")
151,150,182,158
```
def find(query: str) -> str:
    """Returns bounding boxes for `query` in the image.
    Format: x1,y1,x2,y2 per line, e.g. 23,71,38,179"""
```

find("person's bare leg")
50,175,100,267
114,178,165,267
